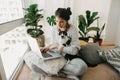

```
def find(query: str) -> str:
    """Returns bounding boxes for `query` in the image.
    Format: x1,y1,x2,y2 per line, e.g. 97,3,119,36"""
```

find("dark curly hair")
55,7,72,21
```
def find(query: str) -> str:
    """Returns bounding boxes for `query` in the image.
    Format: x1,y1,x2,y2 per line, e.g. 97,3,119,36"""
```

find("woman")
24,7,87,80
41,7,80,57
40,7,88,79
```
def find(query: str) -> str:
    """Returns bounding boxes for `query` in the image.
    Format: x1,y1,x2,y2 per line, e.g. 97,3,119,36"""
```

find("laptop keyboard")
41,52,53,58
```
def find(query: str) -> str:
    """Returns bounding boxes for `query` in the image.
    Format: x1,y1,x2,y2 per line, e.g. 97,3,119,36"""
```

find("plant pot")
79,37,89,42
36,35,45,47
94,39,103,46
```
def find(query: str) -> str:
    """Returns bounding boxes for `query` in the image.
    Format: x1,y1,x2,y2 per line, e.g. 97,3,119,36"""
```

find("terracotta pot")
94,39,103,46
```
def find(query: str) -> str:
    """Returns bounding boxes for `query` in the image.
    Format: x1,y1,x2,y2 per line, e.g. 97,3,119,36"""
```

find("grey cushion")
78,43,103,66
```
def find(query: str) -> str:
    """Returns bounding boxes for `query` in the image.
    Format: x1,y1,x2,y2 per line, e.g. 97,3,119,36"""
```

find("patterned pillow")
98,46,120,73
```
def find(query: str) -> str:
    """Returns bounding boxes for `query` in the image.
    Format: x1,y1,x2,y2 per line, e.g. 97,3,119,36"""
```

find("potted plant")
78,10,100,42
46,15,56,26
23,4,45,47
93,23,105,46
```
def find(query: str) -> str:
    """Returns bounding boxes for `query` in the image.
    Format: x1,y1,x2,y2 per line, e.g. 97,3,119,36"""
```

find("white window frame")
0,25,29,80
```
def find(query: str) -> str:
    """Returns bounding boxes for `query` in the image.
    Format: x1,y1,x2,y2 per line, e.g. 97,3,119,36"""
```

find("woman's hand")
40,44,59,52
58,46,64,52
40,45,51,52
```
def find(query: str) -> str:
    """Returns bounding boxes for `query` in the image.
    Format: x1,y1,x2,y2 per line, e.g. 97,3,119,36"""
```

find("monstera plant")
46,15,56,26
78,10,100,41
23,4,45,47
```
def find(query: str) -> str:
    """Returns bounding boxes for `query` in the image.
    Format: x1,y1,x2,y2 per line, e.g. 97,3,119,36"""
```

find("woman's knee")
63,58,88,76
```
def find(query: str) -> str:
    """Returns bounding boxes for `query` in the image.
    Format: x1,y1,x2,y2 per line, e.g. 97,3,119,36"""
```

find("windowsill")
0,25,29,80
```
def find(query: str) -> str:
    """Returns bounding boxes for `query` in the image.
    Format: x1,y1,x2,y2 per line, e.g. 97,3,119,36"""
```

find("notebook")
26,35,62,60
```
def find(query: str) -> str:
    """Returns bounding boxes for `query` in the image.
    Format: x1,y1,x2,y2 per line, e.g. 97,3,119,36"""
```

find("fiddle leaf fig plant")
78,10,100,41
23,4,44,38
46,15,56,26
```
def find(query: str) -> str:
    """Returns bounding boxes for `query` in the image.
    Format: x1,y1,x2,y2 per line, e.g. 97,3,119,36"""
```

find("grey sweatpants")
63,58,88,76
24,51,87,78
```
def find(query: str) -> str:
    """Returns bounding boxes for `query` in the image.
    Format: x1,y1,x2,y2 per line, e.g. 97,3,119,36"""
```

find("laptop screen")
26,35,43,58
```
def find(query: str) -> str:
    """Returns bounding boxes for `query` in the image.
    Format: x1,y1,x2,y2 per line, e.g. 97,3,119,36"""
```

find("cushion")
78,43,103,66
98,45,120,73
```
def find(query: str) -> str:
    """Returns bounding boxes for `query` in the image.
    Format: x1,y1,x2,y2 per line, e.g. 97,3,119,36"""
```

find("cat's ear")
59,31,61,35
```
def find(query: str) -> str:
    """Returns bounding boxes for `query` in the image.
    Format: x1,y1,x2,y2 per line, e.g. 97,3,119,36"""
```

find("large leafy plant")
46,15,56,26
23,4,44,38
78,10,100,39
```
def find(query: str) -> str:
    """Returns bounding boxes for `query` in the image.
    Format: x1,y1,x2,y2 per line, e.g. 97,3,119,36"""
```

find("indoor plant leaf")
23,4,44,38
87,27,100,33
47,15,56,26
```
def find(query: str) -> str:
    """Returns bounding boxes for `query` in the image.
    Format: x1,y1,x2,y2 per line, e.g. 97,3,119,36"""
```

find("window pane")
0,25,28,80
0,0,23,24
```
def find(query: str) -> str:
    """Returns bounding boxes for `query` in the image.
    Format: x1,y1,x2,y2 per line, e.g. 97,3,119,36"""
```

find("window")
0,25,29,80
0,0,23,24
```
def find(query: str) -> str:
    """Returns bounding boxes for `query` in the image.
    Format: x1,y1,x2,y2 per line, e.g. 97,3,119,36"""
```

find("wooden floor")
16,63,31,80
16,45,115,80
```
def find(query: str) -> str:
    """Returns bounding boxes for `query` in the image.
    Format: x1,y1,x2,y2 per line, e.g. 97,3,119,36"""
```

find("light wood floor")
16,63,31,80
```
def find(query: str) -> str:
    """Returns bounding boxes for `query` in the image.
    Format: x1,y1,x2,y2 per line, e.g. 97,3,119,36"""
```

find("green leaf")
78,22,85,34
101,23,105,32
78,15,87,37
93,17,100,21
79,31,85,37
79,15,86,26
86,10,91,26
23,3,44,37
99,23,105,35
29,4,37,12
86,10,91,19
27,29,44,38
91,12,98,19
87,27,100,33
46,15,56,26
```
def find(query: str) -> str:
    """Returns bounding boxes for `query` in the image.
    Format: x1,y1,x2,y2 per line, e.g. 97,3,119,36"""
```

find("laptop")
26,35,62,60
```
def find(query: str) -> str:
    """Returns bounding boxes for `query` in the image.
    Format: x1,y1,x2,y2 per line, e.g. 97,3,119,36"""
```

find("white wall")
2,0,120,44
42,0,65,38
116,16,120,45
74,0,111,27
9,0,119,44
104,0,120,45
42,0,112,40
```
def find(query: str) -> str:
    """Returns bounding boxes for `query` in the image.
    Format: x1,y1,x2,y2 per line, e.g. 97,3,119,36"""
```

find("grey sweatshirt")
50,26,80,56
